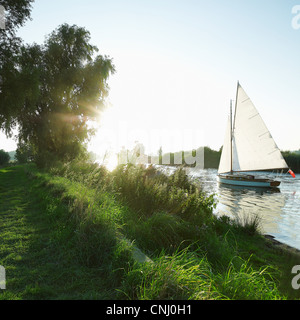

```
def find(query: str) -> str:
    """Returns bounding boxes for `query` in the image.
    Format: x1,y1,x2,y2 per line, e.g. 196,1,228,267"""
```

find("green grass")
118,248,282,300
0,163,300,300
0,165,133,299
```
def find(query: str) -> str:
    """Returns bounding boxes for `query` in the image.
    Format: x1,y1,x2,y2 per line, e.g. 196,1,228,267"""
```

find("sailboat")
218,82,295,188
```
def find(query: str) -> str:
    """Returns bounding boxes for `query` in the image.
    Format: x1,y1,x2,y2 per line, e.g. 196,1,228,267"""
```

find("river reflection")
216,184,284,233
187,168,300,250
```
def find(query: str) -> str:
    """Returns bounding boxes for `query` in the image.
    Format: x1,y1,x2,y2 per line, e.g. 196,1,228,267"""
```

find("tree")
0,0,34,36
0,23,115,166
0,0,34,64
0,149,10,166
158,146,163,165
0,0,34,135
15,141,34,163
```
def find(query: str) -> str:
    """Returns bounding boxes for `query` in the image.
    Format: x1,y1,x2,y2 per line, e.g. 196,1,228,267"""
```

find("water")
186,168,300,250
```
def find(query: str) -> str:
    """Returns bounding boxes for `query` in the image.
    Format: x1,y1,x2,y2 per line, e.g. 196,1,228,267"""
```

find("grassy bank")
0,163,299,300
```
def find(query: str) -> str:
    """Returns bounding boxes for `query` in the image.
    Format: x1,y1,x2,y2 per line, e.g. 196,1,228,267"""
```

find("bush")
110,164,215,221
0,149,10,166
15,141,34,164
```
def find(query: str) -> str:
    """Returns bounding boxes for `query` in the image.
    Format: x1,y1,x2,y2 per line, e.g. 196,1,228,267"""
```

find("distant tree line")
158,147,300,173
158,146,221,169
282,151,300,173
0,149,10,166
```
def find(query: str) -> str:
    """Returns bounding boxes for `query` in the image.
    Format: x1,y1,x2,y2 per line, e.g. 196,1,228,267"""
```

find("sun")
104,154,119,171
88,105,122,170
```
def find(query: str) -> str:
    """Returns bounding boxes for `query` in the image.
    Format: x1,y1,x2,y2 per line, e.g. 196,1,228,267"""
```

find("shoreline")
264,234,300,258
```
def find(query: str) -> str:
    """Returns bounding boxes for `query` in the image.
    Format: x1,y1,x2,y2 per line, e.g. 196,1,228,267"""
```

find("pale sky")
1,0,300,158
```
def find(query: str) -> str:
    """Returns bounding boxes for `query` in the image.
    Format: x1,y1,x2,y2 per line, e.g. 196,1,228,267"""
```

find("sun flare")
103,154,119,171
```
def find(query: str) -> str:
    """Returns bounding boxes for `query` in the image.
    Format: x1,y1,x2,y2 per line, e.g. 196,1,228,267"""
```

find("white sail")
218,116,232,174
232,84,288,172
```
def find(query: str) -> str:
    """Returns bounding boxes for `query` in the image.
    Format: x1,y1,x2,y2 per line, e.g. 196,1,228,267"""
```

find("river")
183,168,300,250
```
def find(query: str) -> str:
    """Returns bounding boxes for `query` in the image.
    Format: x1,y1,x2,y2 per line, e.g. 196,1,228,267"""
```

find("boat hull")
217,174,280,188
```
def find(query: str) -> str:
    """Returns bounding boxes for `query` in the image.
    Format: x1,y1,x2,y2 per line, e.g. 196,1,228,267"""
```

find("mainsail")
218,83,288,174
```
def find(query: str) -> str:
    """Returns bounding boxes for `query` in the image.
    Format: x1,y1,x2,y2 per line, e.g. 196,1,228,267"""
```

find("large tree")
0,23,115,166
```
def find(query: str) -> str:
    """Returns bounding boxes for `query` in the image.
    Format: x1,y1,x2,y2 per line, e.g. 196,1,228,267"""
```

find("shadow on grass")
0,166,122,299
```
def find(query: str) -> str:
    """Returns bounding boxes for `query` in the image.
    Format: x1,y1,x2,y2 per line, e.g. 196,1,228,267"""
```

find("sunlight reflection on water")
187,168,300,250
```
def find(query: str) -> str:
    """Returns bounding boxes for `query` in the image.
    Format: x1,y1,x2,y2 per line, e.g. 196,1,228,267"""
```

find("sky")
1,0,300,160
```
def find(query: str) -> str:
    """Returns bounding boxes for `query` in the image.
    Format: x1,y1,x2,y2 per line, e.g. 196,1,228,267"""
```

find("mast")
231,81,239,174
233,81,239,132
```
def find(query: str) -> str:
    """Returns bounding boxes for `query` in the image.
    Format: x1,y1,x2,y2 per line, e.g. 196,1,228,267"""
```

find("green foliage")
0,0,34,37
110,165,215,220
119,248,282,300
0,0,34,136
203,146,221,169
1,162,299,300
0,23,115,167
15,141,34,163
120,248,219,300
0,149,10,166
0,0,34,68
0,165,133,299
216,257,281,299
160,146,221,169
282,151,300,173
162,146,300,172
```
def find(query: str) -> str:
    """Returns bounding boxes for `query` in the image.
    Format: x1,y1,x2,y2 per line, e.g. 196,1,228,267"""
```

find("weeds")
216,256,282,299
0,162,297,300
233,212,262,236
118,247,282,300
118,247,220,300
